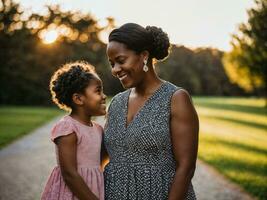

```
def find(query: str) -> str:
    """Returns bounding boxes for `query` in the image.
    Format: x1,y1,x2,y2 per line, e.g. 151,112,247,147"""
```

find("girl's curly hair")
50,61,97,112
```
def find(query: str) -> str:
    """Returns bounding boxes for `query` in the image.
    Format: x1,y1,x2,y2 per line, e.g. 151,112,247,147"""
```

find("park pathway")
0,116,256,200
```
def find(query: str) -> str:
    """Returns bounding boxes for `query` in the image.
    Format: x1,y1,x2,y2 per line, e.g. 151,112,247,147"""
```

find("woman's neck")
134,70,163,97
70,110,92,126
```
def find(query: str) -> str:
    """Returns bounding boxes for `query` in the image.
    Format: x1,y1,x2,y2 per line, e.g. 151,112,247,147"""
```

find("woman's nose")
111,64,121,76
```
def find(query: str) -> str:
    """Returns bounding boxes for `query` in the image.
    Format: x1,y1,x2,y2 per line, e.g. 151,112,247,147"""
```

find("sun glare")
41,30,58,44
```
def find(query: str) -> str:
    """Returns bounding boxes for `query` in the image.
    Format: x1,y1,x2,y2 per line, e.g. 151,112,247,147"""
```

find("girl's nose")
102,93,107,100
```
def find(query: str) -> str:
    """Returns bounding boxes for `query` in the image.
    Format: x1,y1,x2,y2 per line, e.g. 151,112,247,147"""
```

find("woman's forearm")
101,157,109,171
100,141,109,170
168,166,195,200
62,171,99,200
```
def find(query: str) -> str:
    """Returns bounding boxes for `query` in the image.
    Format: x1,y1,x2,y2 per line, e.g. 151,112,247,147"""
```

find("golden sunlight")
40,29,59,44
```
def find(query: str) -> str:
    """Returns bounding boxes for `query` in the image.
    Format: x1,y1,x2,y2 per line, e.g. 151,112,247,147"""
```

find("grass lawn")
0,98,266,199
193,97,267,200
0,106,63,149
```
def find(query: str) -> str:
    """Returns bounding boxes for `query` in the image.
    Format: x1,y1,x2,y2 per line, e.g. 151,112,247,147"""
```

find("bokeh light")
39,29,59,44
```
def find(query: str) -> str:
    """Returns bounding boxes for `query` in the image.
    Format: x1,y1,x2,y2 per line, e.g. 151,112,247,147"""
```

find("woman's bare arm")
168,89,199,200
100,137,109,170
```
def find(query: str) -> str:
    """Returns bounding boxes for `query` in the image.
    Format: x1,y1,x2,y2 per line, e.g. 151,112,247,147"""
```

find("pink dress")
41,115,104,200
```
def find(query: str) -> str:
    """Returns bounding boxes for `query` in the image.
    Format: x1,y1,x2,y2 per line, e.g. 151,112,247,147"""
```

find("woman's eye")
109,58,125,68
118,60,125,64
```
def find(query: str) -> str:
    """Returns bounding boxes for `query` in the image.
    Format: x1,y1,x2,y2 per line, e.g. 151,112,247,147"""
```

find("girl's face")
107,41,146,89
81,76,106,116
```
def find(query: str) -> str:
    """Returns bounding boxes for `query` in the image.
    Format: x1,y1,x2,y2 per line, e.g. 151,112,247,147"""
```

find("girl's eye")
110,63,114,68
95,86,102,94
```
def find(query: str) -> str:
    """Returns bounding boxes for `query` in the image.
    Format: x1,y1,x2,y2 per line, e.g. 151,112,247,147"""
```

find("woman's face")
107,41,146,89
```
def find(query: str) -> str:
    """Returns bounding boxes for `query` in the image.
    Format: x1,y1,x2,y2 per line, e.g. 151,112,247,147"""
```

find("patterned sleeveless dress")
104,81,196,200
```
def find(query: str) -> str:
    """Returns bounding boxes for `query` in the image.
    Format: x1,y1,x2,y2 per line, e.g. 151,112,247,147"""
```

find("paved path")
0,116,256,200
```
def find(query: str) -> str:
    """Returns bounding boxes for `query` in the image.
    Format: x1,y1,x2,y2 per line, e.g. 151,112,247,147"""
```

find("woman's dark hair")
50,61,97,112
109,23,171,61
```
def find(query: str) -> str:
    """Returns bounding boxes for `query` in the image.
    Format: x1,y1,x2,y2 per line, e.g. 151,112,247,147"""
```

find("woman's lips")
117,74,128,81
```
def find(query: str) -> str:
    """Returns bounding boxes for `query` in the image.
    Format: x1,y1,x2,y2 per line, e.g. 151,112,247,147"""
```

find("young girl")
41,61,106,200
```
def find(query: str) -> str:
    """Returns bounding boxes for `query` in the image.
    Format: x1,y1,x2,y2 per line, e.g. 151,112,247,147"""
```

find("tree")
157,45,245,96
0,0,121,105
223,0,267,98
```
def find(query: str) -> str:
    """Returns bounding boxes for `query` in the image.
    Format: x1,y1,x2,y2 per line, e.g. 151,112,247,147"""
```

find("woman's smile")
117,73,128,81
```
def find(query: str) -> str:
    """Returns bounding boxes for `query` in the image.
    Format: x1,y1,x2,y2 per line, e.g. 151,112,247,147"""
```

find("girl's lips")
100,104,106,110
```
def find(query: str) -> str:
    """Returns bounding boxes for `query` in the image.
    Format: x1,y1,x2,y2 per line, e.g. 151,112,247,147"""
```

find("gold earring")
143,60,148,72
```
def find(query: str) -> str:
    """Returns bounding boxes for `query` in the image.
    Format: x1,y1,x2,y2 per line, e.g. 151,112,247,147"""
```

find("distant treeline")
157,46,245,96
0,0,250,106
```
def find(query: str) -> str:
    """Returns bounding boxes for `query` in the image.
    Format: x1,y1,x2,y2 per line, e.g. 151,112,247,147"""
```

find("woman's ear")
141,50,150,61
72,93,84,106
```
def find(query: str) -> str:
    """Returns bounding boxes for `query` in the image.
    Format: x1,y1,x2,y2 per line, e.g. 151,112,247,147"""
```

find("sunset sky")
17,0,254,51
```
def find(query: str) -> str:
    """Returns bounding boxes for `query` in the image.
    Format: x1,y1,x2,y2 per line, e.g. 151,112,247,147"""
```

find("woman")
103,23,199,200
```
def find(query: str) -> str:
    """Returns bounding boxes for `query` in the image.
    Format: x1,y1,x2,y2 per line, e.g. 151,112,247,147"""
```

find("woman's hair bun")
146,26,170,60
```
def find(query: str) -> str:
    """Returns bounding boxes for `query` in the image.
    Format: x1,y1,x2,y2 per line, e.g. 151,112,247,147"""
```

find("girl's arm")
55,133,99,200
168,89,199,200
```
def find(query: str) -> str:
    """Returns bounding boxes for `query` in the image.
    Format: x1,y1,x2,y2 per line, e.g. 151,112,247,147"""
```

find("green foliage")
158,46,245,95
224,0,267,95
0,0,122,105
0,0,251,106
0,106,63,148
194,97,267,200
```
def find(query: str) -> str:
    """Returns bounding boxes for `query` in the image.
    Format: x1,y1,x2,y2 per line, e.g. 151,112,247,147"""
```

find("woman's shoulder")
112,89,129,100
170,88,196,118
109,89,130,107
161,81,192,108
156,81,184,101
164,81,183,92
172,88,191,102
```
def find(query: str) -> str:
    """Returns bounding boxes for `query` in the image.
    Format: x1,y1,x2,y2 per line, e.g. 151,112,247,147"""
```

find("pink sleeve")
51,119,76,142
